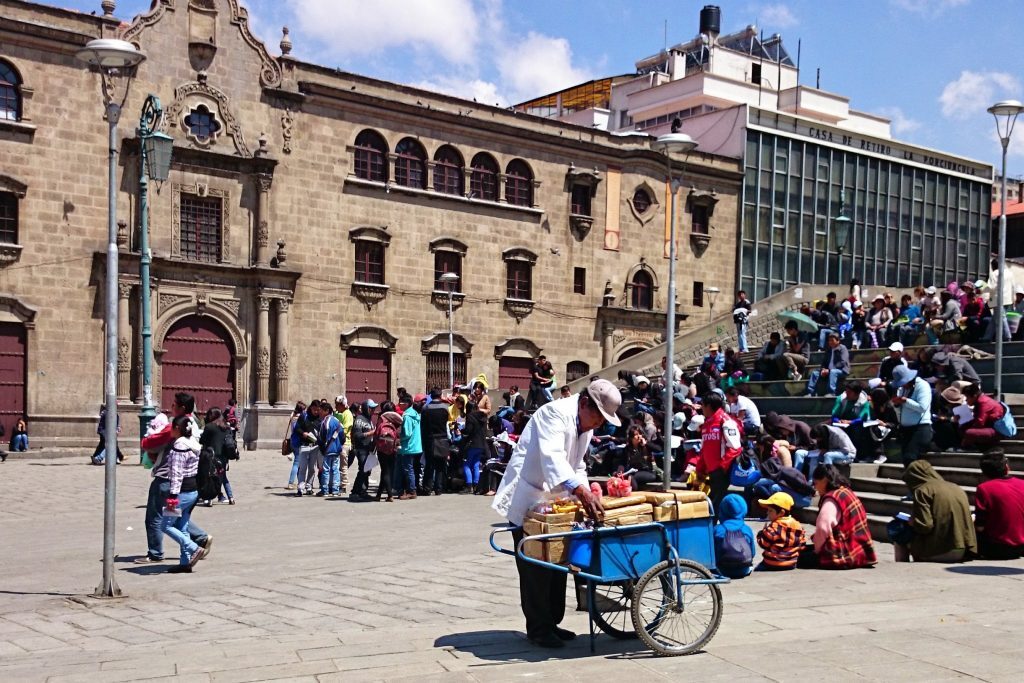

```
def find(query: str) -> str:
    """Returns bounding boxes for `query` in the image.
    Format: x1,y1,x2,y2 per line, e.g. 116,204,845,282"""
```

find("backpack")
718,527,753,567
729,449,761,487
223,429,240,461
196,446,222,500
995,402,1017,437
375,420,399,456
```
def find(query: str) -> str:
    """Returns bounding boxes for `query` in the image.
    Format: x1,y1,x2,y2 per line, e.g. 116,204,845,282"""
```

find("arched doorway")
617,347,646,363
161,315,235,415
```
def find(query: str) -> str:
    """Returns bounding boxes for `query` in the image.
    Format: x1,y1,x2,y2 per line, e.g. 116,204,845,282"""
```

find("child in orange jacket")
756,492,806,570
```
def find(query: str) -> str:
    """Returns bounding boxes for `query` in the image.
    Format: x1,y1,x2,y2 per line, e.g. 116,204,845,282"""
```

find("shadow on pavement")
119,564,171,576
0,589,79,597
435,630,647,663
946,564,1024,576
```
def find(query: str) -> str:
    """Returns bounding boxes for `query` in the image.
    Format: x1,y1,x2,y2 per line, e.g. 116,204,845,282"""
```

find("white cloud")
758,4,798,29
939,70,1021,120
286,0,480,64
496,32,591,103
876,106,922,136
890,0,969,14
411,76,504,106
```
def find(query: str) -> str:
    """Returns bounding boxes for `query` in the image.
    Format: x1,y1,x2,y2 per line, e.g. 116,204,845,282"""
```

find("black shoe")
167,565,192,574
315,491,325,497
528,632,565,649
552,627,576,641
295,489,303,497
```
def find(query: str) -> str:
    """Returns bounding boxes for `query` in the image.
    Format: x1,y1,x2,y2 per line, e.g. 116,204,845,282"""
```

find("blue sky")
53,0,1023,170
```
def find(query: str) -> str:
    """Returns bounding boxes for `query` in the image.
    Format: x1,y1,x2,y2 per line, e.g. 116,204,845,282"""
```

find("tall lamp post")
438,272,460,391
75,38,146,598
136,96,174,446
705,286,721,321
654,130,698,491
988,100,1024,399
832,191,852,287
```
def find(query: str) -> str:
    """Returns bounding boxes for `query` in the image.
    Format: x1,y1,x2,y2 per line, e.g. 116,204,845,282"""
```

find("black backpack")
222,429,240,461
718,527,753,567
196,446,222,500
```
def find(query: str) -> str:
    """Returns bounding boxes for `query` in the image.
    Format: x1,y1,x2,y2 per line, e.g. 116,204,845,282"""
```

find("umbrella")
777,310,819,333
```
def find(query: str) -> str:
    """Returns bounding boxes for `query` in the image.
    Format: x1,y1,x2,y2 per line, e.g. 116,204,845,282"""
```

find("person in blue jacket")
714,493,755,578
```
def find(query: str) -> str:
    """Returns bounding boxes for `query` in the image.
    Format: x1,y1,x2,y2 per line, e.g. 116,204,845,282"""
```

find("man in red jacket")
961,384,1004,449
697,392,743,513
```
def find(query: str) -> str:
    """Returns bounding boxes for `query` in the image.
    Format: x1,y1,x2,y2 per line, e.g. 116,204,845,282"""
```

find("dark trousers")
351,448,370,496
511,527,567,639
423,456,446,493
978,534,1024,560
708,467,731,517
900,423,934,466
376,453,395,499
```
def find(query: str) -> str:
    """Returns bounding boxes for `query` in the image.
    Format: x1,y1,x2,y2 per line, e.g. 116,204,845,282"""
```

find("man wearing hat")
890,365,932,467
920,286,940,316
700,343,725,381
877,342,907,387
931,351,981,392
493,379,621,649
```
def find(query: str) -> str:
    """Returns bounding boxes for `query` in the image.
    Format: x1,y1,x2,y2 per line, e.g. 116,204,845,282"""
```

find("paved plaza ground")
2,451,1024,682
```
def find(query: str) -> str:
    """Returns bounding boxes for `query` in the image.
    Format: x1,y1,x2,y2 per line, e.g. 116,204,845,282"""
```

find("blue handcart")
490,502,729,656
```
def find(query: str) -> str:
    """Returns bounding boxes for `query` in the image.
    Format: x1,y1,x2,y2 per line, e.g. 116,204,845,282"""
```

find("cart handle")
489,525,518,556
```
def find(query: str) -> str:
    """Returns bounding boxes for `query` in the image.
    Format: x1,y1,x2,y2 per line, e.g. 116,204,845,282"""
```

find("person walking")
318,401,345,497
199,407,232,506
91,405,124,465
159,416,208,573
398,395,425,499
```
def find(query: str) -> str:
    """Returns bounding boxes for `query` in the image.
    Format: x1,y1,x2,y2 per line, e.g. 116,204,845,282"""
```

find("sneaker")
198,535,213,558
285,483,296,490
228,498,235,505
217,497,227,503
315,491,326,497
873,455,887,464
133,555,163,564
295,489,303,497
188,547,207,567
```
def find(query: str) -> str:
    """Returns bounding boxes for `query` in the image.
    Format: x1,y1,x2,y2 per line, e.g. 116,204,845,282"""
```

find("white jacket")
492,396,591,526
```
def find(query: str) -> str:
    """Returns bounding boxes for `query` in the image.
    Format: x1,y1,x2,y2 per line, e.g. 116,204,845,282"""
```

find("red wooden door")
161,316,235,415
498,356,534,391
346,347,390,405
0,322,26,437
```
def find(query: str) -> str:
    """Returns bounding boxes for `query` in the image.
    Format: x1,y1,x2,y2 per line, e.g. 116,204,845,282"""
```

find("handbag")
995,402,1017,437
281,438,291,456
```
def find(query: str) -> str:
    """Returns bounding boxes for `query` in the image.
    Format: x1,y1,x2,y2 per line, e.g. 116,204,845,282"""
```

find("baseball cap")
635,375,650,385
925,286,937,295
586,379,622,427
334,395,347,405
413,393,428,402
852,300,863,308
758,492,795,511
687,414,705,432
888,342,904,353
365,399,378,409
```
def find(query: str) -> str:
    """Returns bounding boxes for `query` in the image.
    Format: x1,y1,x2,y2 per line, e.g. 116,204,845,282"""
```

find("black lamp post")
832,191,852,286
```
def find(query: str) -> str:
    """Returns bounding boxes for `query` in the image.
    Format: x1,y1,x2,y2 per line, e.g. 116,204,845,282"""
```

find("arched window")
353,129,388,182
470,153,499,201
394,137,427,189
632,187,652,214
565,361,590,383
631,269,654,310
433,145,464,195
505,159,533,206
0,60,21,122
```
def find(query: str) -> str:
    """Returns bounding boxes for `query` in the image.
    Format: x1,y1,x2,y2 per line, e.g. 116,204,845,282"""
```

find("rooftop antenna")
663,19,668,53
816,67,821,89
796,38,801,115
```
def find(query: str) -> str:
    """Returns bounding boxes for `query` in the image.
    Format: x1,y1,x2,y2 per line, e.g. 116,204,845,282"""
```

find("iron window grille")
426,351,466,390
565,360,590,383
179,194,222,262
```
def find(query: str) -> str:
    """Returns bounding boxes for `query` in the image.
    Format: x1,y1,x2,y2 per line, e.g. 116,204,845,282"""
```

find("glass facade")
740,129,992,300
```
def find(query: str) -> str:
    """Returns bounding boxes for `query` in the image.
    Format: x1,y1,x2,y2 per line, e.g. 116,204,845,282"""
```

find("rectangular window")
692,204,709,234
179,193,222,262
506,260,532,300
751,63,762,85
692,280,704,307
570,184,592,216
425,351,466,391
573,266,586,295
0,192,17,244
433,251,462,291
354,241,385,285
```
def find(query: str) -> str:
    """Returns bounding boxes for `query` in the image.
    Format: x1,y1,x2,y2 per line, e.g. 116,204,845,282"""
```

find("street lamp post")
76,38,146,598
987,100,1024,399
654,130,698,491
439,272,460,391
705,286,721,321
136,96,174,448
832,191,852,287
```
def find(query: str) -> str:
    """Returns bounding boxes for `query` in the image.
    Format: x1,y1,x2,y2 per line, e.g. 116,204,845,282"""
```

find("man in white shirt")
725,386,762,434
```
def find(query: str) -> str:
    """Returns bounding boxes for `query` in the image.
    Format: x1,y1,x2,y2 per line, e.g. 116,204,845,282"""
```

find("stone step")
743,372,1024,399
918,449,1024,469
852,475,979,505
877,462,1024,487
750,394,1024,417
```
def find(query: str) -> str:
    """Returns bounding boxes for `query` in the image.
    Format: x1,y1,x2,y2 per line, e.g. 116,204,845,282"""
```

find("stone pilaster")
117,283,132,402
274,299,290,406
255,174,273,266
255,294,271,404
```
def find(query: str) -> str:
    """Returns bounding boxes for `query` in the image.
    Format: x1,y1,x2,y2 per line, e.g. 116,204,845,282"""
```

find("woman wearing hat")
933,385,966,453
866,295,893,349
961,283,990,344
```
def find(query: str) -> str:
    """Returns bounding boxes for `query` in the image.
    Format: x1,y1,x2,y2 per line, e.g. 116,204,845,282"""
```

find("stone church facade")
0,0,740,447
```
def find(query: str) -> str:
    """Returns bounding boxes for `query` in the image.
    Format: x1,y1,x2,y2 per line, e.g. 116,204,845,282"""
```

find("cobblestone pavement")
2,451,1024,681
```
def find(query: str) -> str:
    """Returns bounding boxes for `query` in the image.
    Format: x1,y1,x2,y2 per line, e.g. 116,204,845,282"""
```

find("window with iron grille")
353,129,388,182
692,203,709,234
506,259,532,300
632,187,652,214
565,360,590,383
505,159,533,206
631,269,653,310
394,138,426,189
433,146,464,195
426,351,466,390
573,267,586,295
0,61,20,122
0,192,17,244
693,280,704,307
354,240,385,285
179,193,222,262
570,184,592,216
470,153,499,201
434,251,462,291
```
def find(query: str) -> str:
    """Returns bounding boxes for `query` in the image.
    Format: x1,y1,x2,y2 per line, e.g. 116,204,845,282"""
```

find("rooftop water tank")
700,5,721,36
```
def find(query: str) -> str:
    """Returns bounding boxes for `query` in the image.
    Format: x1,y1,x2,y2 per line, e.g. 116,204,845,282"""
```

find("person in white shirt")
725,387,762,434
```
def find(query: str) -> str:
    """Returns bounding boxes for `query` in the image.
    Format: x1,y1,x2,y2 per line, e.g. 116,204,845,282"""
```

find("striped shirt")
757,515,806,568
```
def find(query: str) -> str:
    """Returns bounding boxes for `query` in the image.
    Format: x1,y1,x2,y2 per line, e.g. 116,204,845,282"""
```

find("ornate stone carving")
690,233,712,257
101,0,116,17
281,108,294,154
163,81,251,157
277,299,290,314
196,291,208,315
117,337,131,371
256,345,271,377
116,219,128,248
118,283,133,299
275,348,289,379
257,220,269,247
215,298,240,316
430,290,465,314
256,174,273,193
257,296,271,312
275,239,287,266
280,26,292,55
351,282,389,311
171,183,230,262
122,0,174,44
158,292,191,314
504,298,535,323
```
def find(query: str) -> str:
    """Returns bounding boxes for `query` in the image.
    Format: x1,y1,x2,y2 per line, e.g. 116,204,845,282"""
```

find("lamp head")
75,39,146,70
987,100,1024,118
143,131,174,182
439,272,459,283
654,132,698,155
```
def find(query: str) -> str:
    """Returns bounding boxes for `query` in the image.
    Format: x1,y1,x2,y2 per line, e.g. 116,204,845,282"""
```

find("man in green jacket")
896,460,977,562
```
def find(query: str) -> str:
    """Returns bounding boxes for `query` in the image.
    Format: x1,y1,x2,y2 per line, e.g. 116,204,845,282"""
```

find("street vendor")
492,378,622,649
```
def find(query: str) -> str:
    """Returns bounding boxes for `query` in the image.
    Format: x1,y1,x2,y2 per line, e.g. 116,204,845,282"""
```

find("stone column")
602,324,615,368
255,294,271,405
255,174,273,266
117,283,132,402
274,299,290,405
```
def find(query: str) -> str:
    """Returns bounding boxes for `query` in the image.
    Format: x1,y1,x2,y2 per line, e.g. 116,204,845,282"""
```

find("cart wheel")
590,580,637,640
630,559,723,656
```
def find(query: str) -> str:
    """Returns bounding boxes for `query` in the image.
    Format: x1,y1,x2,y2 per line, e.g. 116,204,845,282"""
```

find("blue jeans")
161,489,200,566
321,453,341,494
736,322,748,352
400,452,420,494
795,449,853,476
288,448,300,485
219,467,233,500
805,369,846,395
463,447,484,486
11,434,27,451
146,477,207,560
750,478,813,509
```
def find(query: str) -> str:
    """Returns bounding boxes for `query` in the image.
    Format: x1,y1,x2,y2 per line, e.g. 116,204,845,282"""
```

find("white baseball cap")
925,286,937,295
888,342,904,352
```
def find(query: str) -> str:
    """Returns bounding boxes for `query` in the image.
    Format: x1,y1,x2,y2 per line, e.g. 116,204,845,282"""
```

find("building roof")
993,201,1024,217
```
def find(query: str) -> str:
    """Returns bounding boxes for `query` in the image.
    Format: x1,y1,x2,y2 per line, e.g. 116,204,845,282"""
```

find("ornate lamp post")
75,37,146,598
136,95,174,446
438,272,460,390
653,129,698,491
832,191,852,286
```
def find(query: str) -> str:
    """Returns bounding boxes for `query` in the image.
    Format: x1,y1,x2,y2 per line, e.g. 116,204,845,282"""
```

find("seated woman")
831,382,871,462
11,416,28,452
932,385,965,452
960,383,1004,450
748,435,813,511
620,425,662,491
798,465,877,569
793,424,857,476
893,460,977,563
866,388,899,465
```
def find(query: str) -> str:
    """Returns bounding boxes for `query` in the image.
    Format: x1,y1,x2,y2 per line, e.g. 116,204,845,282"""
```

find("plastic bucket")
1008,312,1021,334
